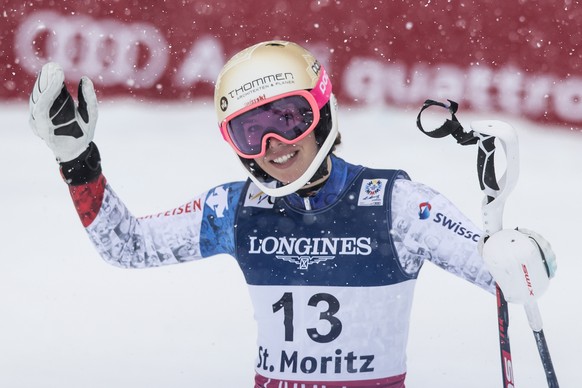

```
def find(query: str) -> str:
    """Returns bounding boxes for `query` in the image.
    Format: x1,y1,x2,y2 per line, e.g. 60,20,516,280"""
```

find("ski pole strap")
416,99,479,145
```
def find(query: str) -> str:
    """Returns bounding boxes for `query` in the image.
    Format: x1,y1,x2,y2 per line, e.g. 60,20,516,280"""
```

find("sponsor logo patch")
244,183,275,209
358,179,387,206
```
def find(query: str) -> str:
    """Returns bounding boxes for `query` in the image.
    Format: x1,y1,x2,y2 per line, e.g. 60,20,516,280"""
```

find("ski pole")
416,100,559,388
472,121,518,388
472,120,559,388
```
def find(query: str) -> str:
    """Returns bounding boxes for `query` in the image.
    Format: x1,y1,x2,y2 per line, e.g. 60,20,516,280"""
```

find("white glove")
29,62,98,162
480,228,556,304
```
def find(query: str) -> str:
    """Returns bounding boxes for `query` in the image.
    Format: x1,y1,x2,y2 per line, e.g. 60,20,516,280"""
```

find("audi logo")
15,11,169,88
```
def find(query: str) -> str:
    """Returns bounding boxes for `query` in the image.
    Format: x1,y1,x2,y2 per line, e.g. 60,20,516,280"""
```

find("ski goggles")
220,70,332,159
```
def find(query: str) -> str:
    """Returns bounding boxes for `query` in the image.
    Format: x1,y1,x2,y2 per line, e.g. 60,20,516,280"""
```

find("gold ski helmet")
214,40,338,197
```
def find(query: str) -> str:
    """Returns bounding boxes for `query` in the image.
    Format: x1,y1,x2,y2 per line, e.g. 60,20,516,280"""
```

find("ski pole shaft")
496,286,514,388
524,303,559,387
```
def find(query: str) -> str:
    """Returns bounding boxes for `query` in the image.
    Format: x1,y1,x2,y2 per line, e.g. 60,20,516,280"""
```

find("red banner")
2,0,582,128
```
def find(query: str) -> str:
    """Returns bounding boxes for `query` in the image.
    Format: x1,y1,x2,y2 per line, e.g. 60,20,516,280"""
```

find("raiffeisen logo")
418,202,432,220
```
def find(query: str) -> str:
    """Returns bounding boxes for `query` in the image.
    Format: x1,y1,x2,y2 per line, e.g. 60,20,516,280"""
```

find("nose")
266,136,284,149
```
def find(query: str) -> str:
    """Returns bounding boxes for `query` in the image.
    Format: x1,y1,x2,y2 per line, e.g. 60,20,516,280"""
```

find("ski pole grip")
477,136,500,202
470,120,520,235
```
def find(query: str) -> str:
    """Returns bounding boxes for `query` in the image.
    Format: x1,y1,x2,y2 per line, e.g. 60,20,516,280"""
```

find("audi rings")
16,10,169,88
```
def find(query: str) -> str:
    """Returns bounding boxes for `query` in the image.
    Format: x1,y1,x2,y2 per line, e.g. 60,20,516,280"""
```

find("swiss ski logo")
358,179,388,206
205,186,229,218
276,255,335,270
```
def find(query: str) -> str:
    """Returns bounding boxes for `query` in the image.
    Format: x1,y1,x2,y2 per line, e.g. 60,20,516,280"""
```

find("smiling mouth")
271,151,298,164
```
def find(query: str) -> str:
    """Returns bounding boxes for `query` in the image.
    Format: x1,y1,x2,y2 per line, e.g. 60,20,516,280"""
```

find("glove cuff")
60,142,102,186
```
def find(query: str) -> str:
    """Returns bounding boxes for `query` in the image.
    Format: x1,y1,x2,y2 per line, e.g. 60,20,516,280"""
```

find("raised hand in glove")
481,228,557,304
29,62,98,163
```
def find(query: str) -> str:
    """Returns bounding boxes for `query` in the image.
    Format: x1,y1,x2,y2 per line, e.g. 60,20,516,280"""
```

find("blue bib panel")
234,164,413,287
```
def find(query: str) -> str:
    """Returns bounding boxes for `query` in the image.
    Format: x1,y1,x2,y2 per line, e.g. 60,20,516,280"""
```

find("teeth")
272,152,296,164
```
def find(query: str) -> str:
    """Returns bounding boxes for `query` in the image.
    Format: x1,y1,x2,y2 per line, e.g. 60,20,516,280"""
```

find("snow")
1,100,579,387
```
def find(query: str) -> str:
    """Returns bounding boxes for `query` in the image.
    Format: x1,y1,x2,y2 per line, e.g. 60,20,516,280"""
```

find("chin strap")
295,156,331,197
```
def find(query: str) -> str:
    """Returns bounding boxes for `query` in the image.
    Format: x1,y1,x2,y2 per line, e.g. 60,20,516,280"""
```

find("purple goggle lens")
226,95,317,157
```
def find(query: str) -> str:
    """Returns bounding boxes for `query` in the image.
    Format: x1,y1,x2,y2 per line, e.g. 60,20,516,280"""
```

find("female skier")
29,40,555,388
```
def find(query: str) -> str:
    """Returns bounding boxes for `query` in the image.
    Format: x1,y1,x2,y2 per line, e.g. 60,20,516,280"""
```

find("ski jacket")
68,155,495,388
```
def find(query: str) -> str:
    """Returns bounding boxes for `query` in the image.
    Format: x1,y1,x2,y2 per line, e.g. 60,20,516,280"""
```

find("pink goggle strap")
310,65,333,109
